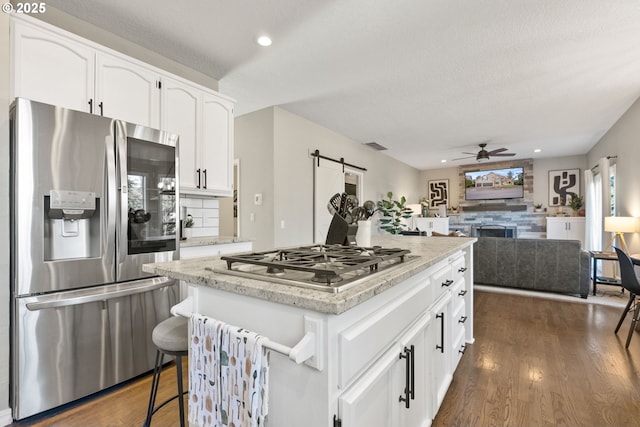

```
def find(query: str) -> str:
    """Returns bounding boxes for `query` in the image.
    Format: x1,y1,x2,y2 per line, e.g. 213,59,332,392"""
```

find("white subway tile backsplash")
181,196,220,237
203,199,219,209
182,198,203,208
193,227,219,237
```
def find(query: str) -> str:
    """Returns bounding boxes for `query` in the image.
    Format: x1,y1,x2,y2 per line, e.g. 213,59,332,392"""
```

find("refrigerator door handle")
25,277,175,311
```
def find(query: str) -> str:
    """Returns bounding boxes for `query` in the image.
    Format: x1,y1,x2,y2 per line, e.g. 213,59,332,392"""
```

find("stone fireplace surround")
449,159,547,238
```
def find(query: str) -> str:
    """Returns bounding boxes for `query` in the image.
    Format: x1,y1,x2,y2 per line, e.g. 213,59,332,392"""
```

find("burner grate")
221,244,410,286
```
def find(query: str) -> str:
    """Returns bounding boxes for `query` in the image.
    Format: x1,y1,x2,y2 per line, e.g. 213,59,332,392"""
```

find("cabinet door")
338,346,401,427
12,17,94,112
96,53,160,127
201,93,234,195
545,218,566,240
433,218,450,234
398,313,433,426
339,312,433,427
161,77,201,189
566,218,586,247
431,293,452,413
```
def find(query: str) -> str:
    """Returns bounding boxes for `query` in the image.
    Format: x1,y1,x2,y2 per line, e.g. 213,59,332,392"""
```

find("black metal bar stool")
143,315,188,427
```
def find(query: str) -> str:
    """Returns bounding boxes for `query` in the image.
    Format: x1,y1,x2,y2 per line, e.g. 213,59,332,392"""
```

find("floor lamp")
604,216,638,253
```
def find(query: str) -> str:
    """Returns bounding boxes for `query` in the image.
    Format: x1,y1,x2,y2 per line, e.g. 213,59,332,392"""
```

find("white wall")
235,108,275,250
0,10,11,426
587,95,640,252
236,107,421,250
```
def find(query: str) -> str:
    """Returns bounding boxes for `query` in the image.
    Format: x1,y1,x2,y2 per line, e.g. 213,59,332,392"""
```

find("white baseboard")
0,407,13,427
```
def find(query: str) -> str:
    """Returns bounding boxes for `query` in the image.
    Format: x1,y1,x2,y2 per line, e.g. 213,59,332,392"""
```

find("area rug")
474,284,628,308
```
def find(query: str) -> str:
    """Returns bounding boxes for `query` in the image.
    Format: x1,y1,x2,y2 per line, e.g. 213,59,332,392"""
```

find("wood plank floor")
11,361,188,427
10,290,640,427
433,290,640,427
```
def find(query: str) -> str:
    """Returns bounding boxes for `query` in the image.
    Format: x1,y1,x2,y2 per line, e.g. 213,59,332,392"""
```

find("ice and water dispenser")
44,190,100,261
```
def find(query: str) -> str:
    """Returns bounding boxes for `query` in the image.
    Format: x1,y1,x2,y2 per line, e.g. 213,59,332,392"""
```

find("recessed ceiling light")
257,35,272,47
441,159,447,163
534,148,542,153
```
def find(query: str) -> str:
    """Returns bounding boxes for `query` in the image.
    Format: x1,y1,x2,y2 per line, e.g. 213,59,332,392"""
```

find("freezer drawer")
12,277,178,420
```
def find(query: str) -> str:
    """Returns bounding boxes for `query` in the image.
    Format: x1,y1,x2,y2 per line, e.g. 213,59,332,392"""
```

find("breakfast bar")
143,235,475,427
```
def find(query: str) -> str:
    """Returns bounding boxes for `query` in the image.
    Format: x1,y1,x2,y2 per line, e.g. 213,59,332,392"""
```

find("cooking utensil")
362,200,376,219
328,193,341,215
339,193,348,217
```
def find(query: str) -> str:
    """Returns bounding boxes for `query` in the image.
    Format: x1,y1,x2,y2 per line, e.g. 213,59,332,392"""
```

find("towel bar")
171,296,322,368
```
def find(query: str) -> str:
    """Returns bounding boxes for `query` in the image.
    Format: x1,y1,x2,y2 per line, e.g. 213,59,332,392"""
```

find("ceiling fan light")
476,152,490,162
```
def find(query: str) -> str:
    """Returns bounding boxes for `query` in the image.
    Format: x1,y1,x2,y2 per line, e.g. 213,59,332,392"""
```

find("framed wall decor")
549,169,580,206
428,179,449,209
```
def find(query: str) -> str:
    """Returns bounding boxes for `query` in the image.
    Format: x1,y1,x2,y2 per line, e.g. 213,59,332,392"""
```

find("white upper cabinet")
161,77,200,188
11,15,160,128
201,93,234,195
96,54,160,128
11,17,95,113
161,76,234,196
11,15,235,197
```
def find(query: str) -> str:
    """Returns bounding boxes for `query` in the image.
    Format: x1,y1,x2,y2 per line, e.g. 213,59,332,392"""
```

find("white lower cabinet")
188,245,475,427
546,217,585,247
180,241,252,259
413,217,450,235
339,312,432,427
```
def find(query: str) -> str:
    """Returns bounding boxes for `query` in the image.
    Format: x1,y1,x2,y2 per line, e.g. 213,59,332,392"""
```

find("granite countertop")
144,235,475,315
180,236,252,248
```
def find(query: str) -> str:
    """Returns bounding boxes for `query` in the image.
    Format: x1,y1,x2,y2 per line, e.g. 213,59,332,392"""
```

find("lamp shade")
604,216,638,233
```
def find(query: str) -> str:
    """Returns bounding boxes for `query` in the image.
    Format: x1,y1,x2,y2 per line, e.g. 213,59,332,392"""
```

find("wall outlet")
254,193,263,205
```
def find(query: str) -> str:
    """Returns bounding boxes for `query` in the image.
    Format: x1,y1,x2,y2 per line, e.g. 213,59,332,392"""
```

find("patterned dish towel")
190,313,270,427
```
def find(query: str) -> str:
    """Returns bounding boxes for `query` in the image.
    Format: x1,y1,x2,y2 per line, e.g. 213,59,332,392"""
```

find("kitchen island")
143,235,475,427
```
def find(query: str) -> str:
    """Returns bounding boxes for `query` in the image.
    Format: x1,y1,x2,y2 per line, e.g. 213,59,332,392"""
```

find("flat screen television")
464,167,524,200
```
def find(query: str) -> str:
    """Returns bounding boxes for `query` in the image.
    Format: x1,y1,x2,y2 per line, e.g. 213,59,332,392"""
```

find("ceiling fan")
453,142,516,162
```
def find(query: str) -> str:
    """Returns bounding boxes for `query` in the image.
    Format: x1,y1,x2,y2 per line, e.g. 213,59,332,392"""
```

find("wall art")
428,179,449,209
549,169,580,206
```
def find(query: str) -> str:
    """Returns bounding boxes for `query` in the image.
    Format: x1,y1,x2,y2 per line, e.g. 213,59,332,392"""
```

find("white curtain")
584,168,601,251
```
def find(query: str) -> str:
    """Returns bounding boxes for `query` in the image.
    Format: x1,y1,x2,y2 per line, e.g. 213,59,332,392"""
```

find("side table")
589,251,622,296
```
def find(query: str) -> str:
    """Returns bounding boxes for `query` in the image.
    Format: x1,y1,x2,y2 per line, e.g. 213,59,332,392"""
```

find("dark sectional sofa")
473,237,590,298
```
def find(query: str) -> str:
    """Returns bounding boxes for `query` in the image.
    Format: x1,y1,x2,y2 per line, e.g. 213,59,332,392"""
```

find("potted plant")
569,195,585,216
420,197,430,217
184,214,194,238
534,203,543,213
377,191,414,234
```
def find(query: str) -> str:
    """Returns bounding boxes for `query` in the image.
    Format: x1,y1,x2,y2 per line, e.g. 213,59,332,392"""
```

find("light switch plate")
254,193,263,205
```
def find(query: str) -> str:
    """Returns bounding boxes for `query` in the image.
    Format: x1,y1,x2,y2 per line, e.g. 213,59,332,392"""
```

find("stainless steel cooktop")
211,244,416,293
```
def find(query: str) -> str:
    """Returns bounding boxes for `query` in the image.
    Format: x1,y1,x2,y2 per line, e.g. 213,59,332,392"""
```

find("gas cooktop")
211,244,416,293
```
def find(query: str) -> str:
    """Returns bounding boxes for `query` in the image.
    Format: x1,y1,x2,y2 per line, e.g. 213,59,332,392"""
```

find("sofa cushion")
473,237,589,298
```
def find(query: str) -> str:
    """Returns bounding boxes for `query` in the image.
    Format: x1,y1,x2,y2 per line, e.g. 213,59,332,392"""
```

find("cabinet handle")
458,289,467,297
436,313,444,353
409,345,415,400
458,315,468,324
196,169,201,188
459,344,467,354
203,169,207,189
398,346,411,408
458,267,467,273
88,99,93,114
441,279,454,287
98,101,104,116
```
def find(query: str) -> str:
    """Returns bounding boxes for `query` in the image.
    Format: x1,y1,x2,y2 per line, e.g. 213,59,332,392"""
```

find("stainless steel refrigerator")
10,98,181,420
